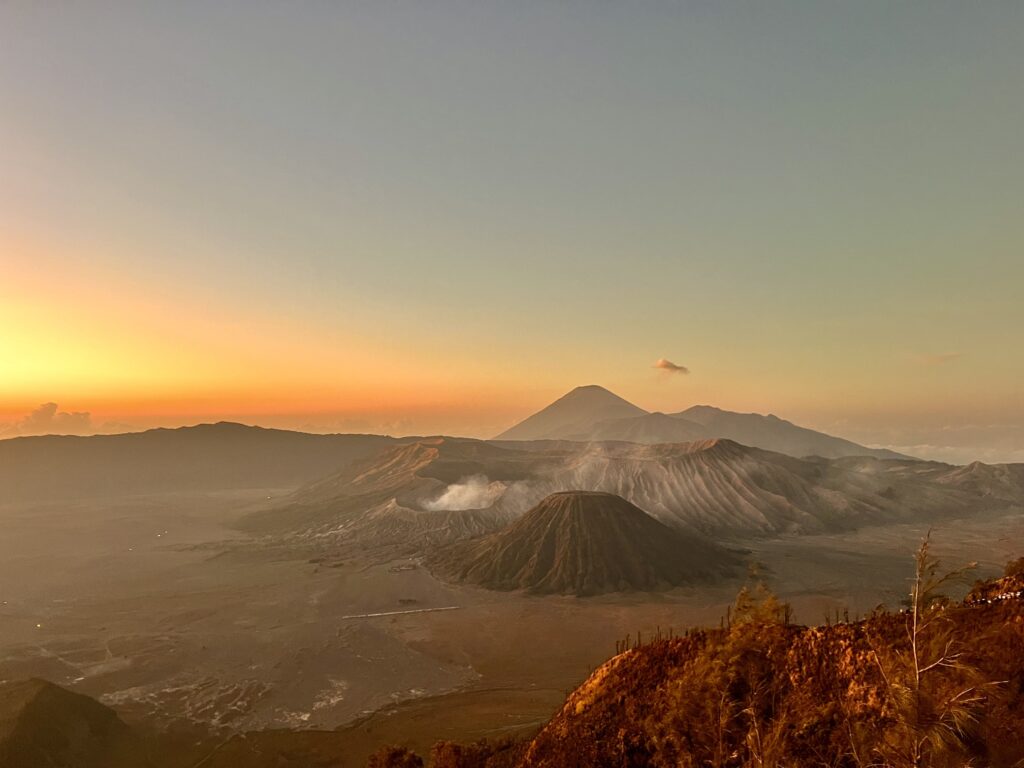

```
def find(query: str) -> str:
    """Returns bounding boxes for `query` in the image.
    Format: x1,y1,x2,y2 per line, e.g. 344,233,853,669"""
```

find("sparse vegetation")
367,745,424,768
863,534,989,768
374,548,1024,768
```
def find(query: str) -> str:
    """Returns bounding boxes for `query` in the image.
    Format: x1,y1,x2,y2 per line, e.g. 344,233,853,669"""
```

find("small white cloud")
653,358,690,374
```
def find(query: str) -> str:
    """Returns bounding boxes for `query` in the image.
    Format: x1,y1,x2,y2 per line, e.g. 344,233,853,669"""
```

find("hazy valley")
9,3,1024,763
1,386,1022,766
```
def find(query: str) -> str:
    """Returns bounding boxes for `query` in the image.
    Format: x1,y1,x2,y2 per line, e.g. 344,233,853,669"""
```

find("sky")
1,2,1022,462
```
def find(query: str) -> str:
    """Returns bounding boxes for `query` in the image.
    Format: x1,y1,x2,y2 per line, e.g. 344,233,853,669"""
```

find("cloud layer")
1,402,94,437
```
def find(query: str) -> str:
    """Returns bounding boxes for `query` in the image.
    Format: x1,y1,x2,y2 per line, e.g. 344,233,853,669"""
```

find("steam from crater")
423,475,507,511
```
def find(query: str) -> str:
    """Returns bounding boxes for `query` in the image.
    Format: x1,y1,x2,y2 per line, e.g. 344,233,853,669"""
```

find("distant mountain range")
0,423,410,502
496,385,908,460
243,436,1024,550
0,387,960,506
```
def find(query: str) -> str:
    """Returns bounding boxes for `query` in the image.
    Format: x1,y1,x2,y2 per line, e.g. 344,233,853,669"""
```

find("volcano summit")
427,491,739,596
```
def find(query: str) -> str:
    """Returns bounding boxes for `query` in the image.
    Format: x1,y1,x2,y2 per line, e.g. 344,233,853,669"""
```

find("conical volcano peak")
495,386,646,441
427,491,739,596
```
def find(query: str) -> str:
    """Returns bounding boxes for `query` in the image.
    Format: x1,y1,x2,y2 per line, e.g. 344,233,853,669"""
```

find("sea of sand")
0,490,1019,765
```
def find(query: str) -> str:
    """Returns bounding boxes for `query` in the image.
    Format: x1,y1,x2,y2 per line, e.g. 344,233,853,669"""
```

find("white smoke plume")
423,474,507,511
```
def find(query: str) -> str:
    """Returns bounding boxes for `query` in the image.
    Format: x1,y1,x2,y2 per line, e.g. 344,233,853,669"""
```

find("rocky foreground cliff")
370,554,1024,768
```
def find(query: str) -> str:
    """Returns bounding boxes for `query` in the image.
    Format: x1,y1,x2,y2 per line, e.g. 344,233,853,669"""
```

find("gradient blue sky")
1,2,1022,461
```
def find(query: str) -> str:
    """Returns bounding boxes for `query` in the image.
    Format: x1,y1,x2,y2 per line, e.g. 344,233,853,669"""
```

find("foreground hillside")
0,679,138,768
2,554,1022,768
371,553,1024,767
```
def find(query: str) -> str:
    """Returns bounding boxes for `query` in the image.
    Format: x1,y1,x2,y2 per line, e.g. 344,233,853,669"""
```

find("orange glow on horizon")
0,232,533,426
4,230,1021,442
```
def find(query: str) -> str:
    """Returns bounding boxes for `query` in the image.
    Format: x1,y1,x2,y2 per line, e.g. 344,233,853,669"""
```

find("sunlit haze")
2,2,1022,462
